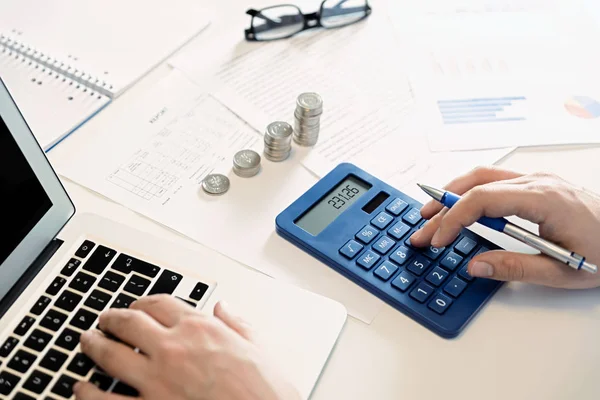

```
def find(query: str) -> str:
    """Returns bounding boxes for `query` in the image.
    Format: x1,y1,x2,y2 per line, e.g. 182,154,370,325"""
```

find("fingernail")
80,330,95,345
431,229,441,247
470,261,494,277
410,230,421,241
219,300,229,311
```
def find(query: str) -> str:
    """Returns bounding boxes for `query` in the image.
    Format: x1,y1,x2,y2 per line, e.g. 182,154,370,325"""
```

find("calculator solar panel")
276,163,503,338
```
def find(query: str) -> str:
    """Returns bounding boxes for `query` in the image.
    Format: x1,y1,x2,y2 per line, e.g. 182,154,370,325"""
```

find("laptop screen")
0,114,52,266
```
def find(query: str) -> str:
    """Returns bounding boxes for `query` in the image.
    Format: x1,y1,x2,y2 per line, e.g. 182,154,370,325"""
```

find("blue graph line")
443,117,526,125
437,96,527,104
442,113,497,120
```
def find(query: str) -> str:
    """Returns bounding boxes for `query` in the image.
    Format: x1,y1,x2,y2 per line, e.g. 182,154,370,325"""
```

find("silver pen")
418,184,598,274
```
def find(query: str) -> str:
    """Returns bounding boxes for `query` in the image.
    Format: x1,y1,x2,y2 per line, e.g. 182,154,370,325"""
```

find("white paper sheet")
171,8,416,179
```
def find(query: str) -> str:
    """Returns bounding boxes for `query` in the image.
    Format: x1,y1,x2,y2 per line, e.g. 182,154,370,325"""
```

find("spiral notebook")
0,0,210,151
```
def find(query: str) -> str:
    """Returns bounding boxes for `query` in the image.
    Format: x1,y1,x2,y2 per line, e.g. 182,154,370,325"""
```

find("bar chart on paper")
437,96,527,125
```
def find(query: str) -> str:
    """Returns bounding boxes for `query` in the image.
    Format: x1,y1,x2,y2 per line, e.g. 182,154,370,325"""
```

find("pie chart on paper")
564,96,600,119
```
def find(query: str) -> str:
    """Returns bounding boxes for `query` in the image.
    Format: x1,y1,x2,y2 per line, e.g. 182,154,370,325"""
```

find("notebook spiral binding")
0,33,114,98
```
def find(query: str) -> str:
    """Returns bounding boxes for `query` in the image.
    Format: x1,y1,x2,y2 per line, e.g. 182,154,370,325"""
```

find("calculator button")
404,237,415,248
455,237,477,255
371,212,393,229
385,198,408,216
387,221,410,240
391,270,416,292
425,267,449,287
373,236,396,255
444,277,468,297
423,245,445,260
374,261,398,281
474,246,490,257
440,251,463,271
339,240,363,259
410,282,434,303
407,255,431,276
402,208,422,225
458,265,475,282
390,245,413,265
428,293,454,314
357,250,380,270
356,225,379,244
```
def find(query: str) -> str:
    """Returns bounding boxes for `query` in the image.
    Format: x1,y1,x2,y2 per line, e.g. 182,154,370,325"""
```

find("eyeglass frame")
244,1,372,41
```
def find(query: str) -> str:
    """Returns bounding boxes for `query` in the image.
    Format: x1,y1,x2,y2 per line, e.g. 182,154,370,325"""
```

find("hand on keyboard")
74,295,300,400
410,166,600,289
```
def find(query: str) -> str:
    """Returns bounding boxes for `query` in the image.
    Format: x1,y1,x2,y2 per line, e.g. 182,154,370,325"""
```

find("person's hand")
74,295,300,400
410,166,600,289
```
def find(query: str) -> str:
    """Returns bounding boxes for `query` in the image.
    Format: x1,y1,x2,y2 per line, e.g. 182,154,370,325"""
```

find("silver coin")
266,121,293,138
297,92,323,110
233,149,261,169
202,174,230,195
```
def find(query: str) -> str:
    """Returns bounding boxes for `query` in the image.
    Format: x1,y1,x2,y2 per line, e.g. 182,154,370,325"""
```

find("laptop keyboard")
0,240,214,399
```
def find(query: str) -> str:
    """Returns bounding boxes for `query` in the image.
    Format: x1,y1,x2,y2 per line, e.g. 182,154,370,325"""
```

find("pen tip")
416,183,423,188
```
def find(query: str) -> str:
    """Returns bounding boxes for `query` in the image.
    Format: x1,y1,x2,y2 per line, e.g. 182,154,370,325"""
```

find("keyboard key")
355,225,379,244
356,250,380,270
190,282,209,301
428,293,454,314
85,289,112,312
407,255,431,276
69,271,96,293
14,316,35,336
445,279,467,300
458,265,475,282
113,254,161,278
70,309,98,330
113,381,139,396
372,236,396,255
75,240,95,258
440,251,463,272
339,240,363,259
40,309,67,331
410,282,434,303
0,337,18,358
425,267,449,287
371,211,393,229
390,245,413,266
67,353,95,376
111,293,136,309
148,270,183,296
83,245,117,275
46,276,66,296
55,328,80,351
51,374,77,398
8,349,37,373
387,221,410,240
455,237,477,256
374,261,398,281
40,348,69,371
391,270,416,292
89,372,113,391
60,258,81,277
30,295,52,315
402,208,422,225
14,392,35,400
55,290,83,312
23,369,52,394
0,370,20,395
385,198,408,216
423,245,445,260
99,271,125,293
24,329,52,352
123,274,151,296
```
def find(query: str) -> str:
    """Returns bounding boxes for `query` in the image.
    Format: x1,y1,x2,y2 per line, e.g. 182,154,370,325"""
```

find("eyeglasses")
245,0,372,41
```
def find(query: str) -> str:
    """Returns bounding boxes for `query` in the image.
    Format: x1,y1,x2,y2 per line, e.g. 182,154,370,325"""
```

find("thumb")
468,250,583,288
214,301,254,341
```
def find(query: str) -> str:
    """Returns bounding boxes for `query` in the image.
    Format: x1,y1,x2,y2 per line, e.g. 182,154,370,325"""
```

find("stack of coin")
263,121,293,162
201,174,230,196
293,92,323,146
232,149,261,177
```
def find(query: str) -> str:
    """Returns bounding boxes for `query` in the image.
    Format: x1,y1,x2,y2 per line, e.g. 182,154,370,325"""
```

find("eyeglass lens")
252,5,305,41
320,0,369,28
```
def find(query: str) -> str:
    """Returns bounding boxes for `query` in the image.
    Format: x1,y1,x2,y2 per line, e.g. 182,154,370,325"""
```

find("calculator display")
296,175,371,236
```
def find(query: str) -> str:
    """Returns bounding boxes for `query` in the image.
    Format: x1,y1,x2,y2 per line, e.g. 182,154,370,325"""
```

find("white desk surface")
48,1,600,399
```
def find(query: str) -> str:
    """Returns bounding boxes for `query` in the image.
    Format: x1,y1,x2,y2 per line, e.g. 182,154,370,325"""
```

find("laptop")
0,77,347,400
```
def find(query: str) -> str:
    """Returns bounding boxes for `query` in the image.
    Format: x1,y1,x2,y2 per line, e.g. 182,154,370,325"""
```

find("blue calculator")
276,163,503,338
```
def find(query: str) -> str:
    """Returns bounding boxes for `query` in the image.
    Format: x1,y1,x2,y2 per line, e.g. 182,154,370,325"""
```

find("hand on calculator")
74,296,300,400
410,166,600,289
